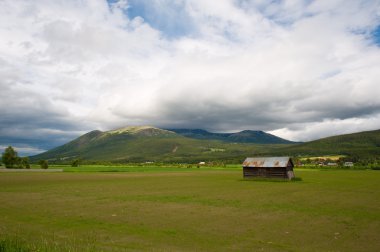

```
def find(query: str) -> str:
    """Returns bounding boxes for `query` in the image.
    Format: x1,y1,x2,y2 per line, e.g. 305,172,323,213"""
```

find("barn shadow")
238,177,303,183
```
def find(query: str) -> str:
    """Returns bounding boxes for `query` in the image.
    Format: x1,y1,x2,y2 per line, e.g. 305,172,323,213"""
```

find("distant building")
198,162,206,165
344,162,354,167
242,157,295,180
327,162,337,166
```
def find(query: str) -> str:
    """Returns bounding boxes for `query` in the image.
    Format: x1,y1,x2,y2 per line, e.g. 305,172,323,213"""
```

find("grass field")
0,167,379,251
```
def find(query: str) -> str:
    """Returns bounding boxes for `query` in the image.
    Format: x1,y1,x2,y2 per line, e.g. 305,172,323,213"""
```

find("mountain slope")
31,126,380,163
267,129,380,157
166,129,294,144
31,126,290,163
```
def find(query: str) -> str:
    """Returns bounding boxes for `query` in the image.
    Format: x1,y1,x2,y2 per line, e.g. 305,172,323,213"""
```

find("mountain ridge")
165,128,295,144
30,126,294,163
30,126,380,163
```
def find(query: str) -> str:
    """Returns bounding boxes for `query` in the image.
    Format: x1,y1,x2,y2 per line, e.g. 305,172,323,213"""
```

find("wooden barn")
242,157,295,180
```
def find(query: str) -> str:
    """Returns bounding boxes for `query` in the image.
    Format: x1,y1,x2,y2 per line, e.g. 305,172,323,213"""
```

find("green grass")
0,168,379,251
19,164,236,172
62,164,231,172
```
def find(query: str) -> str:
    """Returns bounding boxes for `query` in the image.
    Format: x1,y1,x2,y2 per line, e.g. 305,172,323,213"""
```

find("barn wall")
243,167,287,178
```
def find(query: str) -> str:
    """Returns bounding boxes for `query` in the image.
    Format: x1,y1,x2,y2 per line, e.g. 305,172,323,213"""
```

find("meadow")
0,166,379,251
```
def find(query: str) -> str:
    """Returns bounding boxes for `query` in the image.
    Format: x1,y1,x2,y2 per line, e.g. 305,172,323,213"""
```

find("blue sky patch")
372,25,380,46
109,0,195,38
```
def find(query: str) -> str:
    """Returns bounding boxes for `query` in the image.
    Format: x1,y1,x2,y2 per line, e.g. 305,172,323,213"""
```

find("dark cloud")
0,62,92,155
1,0,380,154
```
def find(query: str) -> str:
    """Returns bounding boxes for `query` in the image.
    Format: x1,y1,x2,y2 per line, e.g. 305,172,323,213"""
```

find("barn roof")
242,157,293,168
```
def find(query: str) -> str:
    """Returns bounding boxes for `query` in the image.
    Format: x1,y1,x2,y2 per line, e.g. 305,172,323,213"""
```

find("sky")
1,0,380,156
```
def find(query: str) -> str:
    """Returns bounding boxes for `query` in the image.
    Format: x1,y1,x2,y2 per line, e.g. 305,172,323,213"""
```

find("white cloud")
269,114,380,141
0,0,380,152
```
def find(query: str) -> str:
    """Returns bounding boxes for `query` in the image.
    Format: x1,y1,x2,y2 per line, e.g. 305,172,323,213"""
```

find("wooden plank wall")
243,167,287,178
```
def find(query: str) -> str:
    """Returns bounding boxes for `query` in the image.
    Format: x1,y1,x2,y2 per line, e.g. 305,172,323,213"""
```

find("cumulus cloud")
0,0,380,155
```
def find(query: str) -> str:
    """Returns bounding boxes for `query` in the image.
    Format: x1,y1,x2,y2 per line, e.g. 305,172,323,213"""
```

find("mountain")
31,126,380,163
267,129,380,158
31,126,292,163
166,129,294,144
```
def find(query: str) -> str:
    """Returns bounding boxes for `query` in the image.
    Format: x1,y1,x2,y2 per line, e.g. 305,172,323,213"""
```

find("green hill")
31,126,290,163
266,129,380,158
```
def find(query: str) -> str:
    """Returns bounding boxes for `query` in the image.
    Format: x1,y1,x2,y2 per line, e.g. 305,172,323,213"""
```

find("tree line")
1,146,48,169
